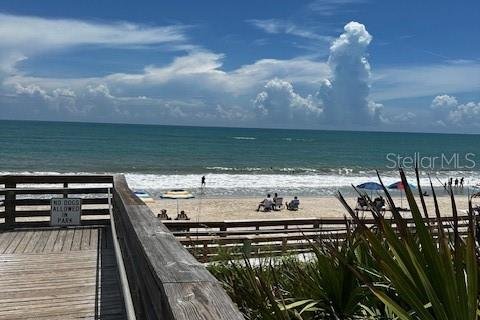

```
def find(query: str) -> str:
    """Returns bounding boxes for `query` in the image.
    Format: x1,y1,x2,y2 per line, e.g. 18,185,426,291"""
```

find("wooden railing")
0,175,113,229
0,174,245,319
112,175,244,320
164,216,472,262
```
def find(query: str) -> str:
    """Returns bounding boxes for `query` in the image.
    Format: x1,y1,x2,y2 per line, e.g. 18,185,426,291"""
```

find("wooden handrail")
108,188,137,320
112,175,244,320
0,174,113,184
166,215,472,262
163,215,471,230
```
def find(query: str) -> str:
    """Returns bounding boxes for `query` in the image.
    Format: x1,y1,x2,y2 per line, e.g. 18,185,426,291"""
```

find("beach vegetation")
208,169,479,319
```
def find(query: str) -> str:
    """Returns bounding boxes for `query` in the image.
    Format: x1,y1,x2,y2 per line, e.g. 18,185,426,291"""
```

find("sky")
0,0,479,133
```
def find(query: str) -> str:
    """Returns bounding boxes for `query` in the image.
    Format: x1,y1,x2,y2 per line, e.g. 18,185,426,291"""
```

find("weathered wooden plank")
14,198,110,206
0,187,110,195
90,228,99,250
0,232,16,253
71,228,83,251
13,219,110,229
172,226,347,237
13,209,110,217
0,175,113,184
163,282,245,320
0,226,125,320
3,232,25,254
81,228,91,250
62,229,75,252
163,215,470,230
53,229,67,252
113,175,244,320
23,230,43,253
14,230,35,253
42,229,59,253
31,230,49,253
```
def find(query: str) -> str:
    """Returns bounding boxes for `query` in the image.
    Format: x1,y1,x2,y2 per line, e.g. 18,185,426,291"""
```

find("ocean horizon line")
1,118,479,137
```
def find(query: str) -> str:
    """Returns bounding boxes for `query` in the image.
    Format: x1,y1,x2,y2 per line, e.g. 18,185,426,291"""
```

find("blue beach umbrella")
356,182,383,197
356,182,383,190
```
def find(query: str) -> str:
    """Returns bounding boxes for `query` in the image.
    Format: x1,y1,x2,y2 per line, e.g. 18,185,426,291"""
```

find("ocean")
1,119,479,197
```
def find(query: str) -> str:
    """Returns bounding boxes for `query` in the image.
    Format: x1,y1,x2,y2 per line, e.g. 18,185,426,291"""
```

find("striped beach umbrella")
161,189,194,216
388,181,415,207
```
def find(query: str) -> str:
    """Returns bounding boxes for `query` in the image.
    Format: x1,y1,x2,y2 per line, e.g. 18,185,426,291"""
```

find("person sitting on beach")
373,196,385,211
175,210,190,220
256,194,273,212
286,196,300,210
158,209,171,220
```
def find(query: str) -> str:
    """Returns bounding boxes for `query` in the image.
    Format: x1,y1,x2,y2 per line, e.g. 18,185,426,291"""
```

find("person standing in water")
201,175,206,187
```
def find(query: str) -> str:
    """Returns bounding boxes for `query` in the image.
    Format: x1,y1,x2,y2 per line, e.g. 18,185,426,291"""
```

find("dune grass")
208,169,479,319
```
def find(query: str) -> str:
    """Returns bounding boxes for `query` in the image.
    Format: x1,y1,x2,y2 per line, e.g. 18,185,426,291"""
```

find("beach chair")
157,209,171,220
261,200,274,212
355,197,368,212
286,200,299,211
373,198,386,212
273,197,283,211
175,210,191,220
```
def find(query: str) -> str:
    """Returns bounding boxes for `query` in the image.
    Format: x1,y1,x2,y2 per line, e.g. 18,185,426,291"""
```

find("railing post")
220,226,227,237
5,183,16,228
63,183,68,198
242,239,252,258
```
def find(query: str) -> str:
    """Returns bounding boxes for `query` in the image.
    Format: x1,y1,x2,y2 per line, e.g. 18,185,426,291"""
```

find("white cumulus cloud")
319,21,382,125
254,78,323,125
431,94,458,109
429,94,480,128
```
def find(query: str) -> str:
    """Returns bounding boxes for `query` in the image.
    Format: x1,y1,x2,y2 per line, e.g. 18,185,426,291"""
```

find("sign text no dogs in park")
50,198,82,226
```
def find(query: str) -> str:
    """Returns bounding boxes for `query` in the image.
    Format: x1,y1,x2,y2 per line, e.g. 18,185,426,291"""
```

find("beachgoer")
257,194,273,212
158,209,171,220
175,210,190,220
460,177,464,188
448,178,452,187
455,178,459,187
201,175,206,187
287,196,300,210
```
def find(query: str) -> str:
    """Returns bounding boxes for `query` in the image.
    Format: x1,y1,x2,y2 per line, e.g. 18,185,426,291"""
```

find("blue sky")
0,0,479,132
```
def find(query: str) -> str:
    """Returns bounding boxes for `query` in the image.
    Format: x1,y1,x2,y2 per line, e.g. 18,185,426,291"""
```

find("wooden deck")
0,226,126,320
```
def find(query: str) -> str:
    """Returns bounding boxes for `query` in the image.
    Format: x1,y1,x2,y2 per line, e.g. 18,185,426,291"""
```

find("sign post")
50,198,82,226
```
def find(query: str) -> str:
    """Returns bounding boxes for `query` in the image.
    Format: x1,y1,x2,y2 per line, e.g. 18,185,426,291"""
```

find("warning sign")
50,198,82,226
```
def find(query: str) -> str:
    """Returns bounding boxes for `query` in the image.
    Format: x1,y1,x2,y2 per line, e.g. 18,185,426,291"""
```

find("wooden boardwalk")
0,226,126,320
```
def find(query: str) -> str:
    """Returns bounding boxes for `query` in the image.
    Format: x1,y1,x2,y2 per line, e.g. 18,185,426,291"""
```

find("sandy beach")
147,193,472,221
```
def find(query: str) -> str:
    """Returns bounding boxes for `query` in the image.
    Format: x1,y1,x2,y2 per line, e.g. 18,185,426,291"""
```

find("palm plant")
336,168,479,319
210,168,480,320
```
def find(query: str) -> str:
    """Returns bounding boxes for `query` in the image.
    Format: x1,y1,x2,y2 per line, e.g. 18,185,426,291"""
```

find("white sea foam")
2,171,479,197
232,136,256,140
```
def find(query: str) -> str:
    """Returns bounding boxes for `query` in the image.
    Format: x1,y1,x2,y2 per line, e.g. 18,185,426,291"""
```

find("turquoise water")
1,120,479,195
